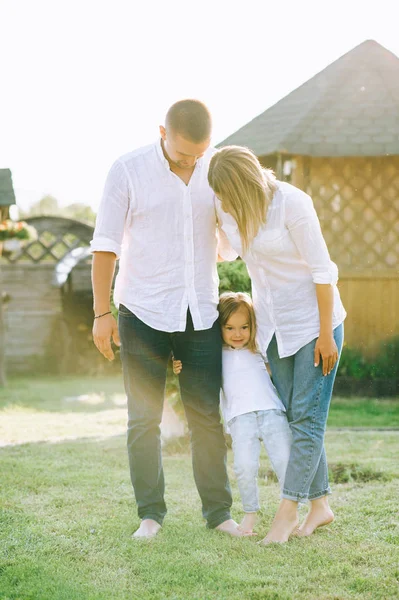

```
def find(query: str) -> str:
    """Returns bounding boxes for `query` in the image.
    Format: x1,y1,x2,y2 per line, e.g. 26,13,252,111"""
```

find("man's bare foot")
215,518,256,537
260,499,299,545
238,513,257,534
132,519,161,539
296,498,334,537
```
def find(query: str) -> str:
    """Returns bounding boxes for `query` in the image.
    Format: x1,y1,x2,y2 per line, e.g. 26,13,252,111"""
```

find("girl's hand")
314,334,338,376
172,359,183,375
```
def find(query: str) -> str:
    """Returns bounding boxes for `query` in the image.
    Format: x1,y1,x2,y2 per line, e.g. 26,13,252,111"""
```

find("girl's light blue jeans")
228,409,292,513
267,324,344,502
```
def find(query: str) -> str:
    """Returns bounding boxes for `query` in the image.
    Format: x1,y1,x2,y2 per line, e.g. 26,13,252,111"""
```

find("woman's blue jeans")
266,324,344,502
118,306,232,528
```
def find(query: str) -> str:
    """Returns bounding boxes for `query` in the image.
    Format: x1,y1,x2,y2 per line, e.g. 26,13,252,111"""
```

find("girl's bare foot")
260,499,299,545
296,497,334,537
132,519,161,539
215,518,256,537
238,512,257,534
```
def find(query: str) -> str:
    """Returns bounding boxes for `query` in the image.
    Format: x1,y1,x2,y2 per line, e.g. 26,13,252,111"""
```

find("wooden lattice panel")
305,156,399,272
2,216,93,264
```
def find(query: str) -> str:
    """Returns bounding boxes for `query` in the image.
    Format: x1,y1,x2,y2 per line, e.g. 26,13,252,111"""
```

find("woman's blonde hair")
218,292,258,353
208,145,277,253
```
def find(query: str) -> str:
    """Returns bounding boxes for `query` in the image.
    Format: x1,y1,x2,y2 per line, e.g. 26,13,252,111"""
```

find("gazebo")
219,39,399,356
0,216,97,373
0,169,15,221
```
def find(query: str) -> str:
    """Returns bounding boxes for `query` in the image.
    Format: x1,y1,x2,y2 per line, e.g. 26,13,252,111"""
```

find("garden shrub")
337,345,373,379
217,259,251,294
370,336,399,380
337,336,399,381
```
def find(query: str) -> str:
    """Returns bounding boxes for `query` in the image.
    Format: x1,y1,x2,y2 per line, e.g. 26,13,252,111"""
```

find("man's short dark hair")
165,99,212,143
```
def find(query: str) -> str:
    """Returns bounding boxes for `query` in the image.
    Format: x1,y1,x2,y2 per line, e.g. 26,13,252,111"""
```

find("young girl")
173,292,292,535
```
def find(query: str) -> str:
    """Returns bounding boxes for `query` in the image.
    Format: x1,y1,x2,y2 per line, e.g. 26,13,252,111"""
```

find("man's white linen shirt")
216,181,347,358
91,140,235,332
220,346,285,427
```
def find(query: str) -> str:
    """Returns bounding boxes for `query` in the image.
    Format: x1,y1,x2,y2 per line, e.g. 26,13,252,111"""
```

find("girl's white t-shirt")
220,346,285,426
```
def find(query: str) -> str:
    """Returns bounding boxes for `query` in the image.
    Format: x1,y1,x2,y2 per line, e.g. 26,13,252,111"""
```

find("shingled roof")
218,40,399,157
0,169,15,207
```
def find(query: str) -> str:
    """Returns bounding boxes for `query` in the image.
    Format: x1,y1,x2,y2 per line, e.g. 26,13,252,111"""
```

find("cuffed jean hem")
242,505,260,513
282,491,309,502
140,514,165,526
308,487,331,501
206,511,232,530
282,487,331,502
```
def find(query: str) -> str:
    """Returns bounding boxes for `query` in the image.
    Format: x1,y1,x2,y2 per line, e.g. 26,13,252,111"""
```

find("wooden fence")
338,271,399,356
1,263,62,371
290,154,399,356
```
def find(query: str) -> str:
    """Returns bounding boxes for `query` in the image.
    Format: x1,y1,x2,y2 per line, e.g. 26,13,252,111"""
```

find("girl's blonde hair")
218,292,258,353
208,145,277,253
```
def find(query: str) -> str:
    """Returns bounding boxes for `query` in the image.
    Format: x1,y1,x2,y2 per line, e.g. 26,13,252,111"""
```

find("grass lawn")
0,376,398,600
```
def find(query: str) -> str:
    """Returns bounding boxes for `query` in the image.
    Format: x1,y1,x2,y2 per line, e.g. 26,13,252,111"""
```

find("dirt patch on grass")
328,462,392,484
256,463,393,485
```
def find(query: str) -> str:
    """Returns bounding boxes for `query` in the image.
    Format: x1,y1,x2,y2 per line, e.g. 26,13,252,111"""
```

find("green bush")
370,336,399,379
217,259,251,294
337,345,372,379
337,336,399,380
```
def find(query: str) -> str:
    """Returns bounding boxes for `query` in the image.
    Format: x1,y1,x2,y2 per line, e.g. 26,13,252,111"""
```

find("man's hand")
172,359,183,375
92,313,120,361
314,333,338,376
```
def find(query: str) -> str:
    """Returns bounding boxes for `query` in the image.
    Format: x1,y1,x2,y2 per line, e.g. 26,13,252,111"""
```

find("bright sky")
1,0,398,212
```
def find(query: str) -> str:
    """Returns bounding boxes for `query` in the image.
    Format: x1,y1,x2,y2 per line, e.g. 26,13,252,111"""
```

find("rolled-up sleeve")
90,160,131,259
217,226,239,261
285,190,338,285
215,199,239,261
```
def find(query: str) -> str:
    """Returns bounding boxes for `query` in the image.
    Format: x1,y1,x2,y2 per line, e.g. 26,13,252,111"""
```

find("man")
91,99,240,539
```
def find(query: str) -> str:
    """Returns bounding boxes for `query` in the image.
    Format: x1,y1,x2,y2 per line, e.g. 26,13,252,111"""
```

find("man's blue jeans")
118,306,232,528
266,324,344,502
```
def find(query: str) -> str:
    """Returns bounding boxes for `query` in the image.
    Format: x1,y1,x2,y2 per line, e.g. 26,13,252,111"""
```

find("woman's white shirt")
217,181,347,358
220,346,285,427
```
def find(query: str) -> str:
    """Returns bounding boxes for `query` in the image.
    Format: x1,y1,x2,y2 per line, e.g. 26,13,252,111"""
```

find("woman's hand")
314,333,338,376
172,359,183,375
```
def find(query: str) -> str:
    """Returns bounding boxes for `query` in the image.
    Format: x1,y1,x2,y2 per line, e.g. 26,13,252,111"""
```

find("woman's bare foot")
238,512,257,534
260,499,299,545
296,497,334,537
215,518,256,537
132,519,161,539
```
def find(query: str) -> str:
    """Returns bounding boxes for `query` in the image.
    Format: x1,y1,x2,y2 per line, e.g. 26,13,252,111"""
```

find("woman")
208,146,346,544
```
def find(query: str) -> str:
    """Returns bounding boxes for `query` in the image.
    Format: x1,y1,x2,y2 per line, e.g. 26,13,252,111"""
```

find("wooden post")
276,153,283,179
291,155,305,190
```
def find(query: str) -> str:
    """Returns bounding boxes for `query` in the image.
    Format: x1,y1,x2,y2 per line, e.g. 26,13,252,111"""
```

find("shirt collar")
155,138,170,171
224,345,247,352
154,138,205,172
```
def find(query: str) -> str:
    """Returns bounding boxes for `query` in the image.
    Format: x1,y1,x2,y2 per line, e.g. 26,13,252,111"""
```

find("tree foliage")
21,196,96,225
